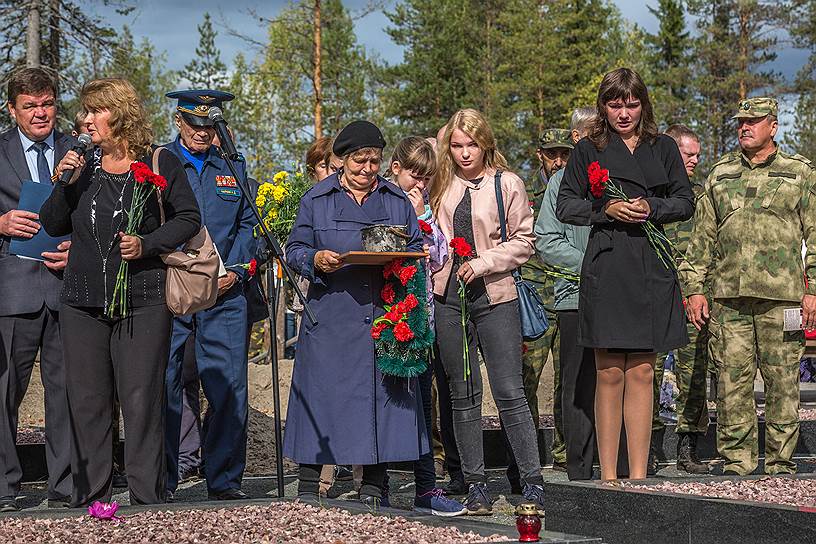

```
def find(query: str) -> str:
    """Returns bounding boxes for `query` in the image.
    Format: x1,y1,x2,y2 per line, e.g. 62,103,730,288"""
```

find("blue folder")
9,181,70,261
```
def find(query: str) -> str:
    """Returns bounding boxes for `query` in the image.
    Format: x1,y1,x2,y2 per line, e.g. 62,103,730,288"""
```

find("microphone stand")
217,147,316,498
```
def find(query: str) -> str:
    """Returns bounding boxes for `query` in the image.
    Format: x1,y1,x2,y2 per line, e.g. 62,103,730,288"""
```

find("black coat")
556,133,694,351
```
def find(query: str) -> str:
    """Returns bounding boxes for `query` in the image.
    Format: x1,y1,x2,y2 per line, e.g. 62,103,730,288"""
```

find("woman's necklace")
91,170,129,312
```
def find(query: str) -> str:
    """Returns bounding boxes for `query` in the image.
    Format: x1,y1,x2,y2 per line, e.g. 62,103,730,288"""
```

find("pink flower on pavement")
88,500,121,521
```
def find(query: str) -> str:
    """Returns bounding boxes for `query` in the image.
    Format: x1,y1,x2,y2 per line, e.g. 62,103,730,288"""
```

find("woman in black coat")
556,68,694,480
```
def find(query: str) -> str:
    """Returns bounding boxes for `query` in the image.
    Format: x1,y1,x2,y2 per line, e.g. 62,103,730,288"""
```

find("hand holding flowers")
450,237,474,378
588,161,680,271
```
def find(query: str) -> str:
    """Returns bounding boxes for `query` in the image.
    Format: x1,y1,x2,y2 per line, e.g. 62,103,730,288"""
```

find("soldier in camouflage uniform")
679,97,816,476
504,129,572,488
651,125,711,475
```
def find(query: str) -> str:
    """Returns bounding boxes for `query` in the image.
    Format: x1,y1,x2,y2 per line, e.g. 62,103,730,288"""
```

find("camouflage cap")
732,97,778,120
538,128,574,150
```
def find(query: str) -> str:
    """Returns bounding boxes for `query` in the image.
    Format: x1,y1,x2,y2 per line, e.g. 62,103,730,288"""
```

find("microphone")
58,133,93,186
208,107,239,160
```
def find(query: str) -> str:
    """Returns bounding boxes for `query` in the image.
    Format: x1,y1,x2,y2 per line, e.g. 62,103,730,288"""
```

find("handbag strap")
493,170,522,282
152,146,166,226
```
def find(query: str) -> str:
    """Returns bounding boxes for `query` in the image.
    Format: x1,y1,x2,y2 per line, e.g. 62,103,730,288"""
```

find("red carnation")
381,283,395,304
398,265,417,286
588,161,610,198
403,293,419,311
383,258,405,279
418,220,432,235
384,308,403,323
371,322,388,340
449,237,473,259
130,162,152,183
150,172,168,191
248,258,257,277
394,321,414,342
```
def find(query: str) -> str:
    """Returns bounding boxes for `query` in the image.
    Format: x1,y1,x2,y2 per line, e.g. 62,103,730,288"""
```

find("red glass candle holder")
515,502,542,542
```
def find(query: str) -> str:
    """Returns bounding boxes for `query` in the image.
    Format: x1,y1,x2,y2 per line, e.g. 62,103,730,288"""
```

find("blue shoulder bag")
494,171,549,341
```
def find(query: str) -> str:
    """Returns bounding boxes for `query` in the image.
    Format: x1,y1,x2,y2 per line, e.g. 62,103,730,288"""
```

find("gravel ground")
623,476,816,508
0,502,510,543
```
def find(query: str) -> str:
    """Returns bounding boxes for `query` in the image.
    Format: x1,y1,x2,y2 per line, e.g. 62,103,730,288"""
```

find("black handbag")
494,171,549,341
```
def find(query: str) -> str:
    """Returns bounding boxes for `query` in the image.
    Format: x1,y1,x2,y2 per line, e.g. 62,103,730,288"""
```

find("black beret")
332,120,386,157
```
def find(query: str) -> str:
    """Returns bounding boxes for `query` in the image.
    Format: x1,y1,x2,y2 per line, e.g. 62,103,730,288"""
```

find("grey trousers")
434,288,543,486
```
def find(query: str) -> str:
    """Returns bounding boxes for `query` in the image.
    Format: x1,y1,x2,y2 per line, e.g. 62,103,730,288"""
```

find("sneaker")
414,488,468,517
463,482,493,516
179,465,201,483
522,483,546,516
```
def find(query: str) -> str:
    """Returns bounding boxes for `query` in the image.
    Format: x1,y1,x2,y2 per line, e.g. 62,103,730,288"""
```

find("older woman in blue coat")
284,121,428,505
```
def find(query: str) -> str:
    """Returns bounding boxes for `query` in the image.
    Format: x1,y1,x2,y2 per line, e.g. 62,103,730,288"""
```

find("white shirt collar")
17,127,55,152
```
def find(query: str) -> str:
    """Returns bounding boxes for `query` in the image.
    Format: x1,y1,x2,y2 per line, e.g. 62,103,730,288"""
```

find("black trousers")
431,343,462,482
558,311,597,480
61,304,172,506
0,307,72,499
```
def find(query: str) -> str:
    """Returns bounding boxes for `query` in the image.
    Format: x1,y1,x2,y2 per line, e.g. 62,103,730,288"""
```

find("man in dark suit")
0,67,73,511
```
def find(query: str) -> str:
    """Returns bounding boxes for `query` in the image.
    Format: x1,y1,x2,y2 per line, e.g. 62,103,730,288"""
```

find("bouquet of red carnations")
588,161,680,271
107,162,167,318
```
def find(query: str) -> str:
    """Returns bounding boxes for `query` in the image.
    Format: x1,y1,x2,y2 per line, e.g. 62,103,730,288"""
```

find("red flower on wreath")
384,308,403,323
371,322,388,340
418,220,432,235
587,161,610,198
394,321,415,342
381,283,395,304
449,237,473,259
403,293,419,311
247,259,258,277
383,258,405,279
398,265,417,286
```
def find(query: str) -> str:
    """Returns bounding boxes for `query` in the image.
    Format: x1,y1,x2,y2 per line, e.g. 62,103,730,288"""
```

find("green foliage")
103,27,178,142
230,0,376,179
183,12,228,89
785,0,816,160
687,0,783,163
645,0,695,126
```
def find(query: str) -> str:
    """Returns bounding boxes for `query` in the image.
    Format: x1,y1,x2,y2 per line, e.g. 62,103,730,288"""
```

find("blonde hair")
389,136,437,178
430,109,507,217
80,78,153,159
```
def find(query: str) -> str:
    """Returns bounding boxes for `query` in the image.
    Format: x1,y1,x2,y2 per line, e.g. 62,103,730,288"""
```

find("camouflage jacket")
678,148,816,302
664,180,705,260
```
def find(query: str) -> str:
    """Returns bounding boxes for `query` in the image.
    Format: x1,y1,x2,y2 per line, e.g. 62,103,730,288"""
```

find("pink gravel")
622,477,816,509
0,502,510,543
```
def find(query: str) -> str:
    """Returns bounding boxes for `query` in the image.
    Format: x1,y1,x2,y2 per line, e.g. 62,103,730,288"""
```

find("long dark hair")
588,68,658,150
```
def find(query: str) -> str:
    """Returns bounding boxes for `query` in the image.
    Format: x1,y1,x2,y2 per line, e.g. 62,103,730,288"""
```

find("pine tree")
227,0,377,178
687,0,783,162
645,0,694,126
785,0,816,159
183,12,228,89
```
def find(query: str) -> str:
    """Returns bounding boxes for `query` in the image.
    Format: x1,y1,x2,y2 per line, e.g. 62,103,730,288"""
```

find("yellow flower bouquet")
255,167,310,243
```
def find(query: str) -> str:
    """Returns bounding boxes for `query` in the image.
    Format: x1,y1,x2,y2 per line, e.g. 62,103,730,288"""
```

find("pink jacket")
432,167,535,305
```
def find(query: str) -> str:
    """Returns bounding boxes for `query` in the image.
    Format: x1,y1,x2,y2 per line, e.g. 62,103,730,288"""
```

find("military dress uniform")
162,90,257,497
679,98,816,476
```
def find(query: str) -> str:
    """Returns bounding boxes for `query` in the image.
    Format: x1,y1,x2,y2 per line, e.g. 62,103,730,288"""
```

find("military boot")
647,441,659,476
677,433,709,474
